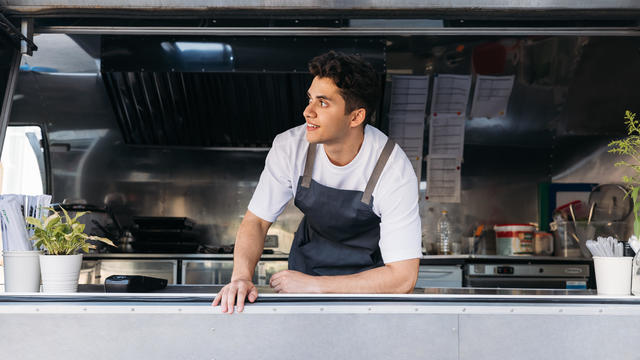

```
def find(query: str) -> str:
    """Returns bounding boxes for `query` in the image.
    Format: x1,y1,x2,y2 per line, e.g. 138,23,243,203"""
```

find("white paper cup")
2,251,42,292
593,256,632,295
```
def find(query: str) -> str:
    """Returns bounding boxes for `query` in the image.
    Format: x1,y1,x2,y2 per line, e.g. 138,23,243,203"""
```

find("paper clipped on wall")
387,75,429,181
430,74,472,117
425,74,471,203
470,75,515,118
425,155,461,203
428,115,466,159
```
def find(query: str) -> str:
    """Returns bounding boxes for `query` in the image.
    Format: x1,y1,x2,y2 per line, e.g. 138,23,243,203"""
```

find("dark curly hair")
308,51,380,125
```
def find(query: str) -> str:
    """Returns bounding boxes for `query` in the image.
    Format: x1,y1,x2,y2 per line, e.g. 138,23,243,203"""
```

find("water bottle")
437,210,451,255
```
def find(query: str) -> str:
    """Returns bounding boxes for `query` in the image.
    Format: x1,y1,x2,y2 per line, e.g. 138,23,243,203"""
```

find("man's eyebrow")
307,91,332,101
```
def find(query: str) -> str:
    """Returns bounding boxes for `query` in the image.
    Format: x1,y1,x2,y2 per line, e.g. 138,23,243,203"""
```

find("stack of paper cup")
593,256,632,295
2,251,42,292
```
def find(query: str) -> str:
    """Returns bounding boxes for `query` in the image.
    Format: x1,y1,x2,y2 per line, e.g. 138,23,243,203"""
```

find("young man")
212,51,422,313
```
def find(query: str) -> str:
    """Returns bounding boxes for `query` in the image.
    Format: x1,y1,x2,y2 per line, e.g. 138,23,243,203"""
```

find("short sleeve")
375,146,423,263
247,135,294,222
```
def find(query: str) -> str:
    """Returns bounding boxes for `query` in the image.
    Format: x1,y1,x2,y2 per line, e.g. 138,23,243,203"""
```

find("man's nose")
303,103,316,119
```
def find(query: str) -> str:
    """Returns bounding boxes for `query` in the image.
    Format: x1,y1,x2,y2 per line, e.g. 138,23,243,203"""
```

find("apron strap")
361,138,396,205
300,143,317,188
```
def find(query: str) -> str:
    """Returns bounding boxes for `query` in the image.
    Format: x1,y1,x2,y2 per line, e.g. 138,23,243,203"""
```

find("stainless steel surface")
0,285,628,300
182,260,233,285
182,259,288,285
467,263,589,277
2,288,640,360
83,259,178,284
11,69,302,251
8,31,640,256
5,0,640,12
35,26,640,37
465,262,590,289
417,265,463,288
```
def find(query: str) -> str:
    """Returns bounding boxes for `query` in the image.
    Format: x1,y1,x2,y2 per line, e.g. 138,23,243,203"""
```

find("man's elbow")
399,271,418,293
386,259,419,294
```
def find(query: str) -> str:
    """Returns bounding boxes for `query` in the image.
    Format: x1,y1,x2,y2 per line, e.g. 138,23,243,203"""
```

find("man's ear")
349,108,366,128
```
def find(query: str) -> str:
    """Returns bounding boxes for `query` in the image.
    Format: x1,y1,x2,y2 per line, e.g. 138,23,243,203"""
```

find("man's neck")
323,126,366,167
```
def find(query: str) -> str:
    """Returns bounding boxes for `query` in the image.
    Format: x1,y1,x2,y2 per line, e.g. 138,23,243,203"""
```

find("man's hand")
269,270,320,293
211,279,258,313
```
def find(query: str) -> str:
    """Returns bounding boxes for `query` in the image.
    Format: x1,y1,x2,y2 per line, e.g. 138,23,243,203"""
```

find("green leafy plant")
608,110,640,237
25,207,115,255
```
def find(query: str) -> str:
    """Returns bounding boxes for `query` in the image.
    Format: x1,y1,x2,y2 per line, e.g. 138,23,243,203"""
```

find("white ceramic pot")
2,251,42,292
39,254,83,293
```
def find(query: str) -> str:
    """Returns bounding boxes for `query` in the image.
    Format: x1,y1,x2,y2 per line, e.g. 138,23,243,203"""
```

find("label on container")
496,230,534,255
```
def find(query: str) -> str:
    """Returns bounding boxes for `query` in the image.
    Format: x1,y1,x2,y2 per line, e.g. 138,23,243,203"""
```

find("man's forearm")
231,212,270,281
314,259,420,294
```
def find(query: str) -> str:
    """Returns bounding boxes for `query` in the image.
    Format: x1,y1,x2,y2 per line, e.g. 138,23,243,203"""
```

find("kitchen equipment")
182,260,288,285
97,259,177,284
554,220,629,258
466,263,590,289
131,216,199,253
534,232,554,256
554,200,589,221
104,275,167,292
588,184,633,222
416,265,463,288
585,237,624,257
494,224,535,256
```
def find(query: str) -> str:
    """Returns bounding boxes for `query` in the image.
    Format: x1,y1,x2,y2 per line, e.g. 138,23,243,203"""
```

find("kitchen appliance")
466,263,590,289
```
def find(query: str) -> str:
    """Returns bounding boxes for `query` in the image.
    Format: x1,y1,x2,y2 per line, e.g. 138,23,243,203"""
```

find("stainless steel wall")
8,33,640,253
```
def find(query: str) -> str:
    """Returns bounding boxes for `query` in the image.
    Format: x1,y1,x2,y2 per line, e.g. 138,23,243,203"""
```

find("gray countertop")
4,285,637,305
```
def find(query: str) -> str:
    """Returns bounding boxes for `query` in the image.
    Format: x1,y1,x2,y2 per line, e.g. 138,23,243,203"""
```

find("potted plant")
26,206,115,292
608,110,640,238
608,110,640,295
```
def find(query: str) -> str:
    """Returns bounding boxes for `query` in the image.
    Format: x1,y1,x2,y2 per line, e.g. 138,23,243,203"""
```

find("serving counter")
1,286,638,360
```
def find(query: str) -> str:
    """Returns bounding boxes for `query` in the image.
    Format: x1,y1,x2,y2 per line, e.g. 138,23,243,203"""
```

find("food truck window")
0,125,46,195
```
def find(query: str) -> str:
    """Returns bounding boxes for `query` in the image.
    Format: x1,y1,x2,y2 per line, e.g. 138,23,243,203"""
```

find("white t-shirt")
248,124,422,264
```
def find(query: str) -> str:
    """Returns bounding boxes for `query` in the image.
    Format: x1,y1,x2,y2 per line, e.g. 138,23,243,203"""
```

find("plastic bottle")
437,210,451,255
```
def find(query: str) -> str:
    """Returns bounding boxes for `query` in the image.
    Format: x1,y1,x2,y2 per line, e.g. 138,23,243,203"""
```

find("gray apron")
288,138,396,276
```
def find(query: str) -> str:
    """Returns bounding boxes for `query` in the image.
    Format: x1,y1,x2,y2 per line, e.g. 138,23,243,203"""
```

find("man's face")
303,76,353,144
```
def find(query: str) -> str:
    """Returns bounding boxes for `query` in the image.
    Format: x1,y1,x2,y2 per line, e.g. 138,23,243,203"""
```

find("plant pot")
39,254,83,293
2,251,43,292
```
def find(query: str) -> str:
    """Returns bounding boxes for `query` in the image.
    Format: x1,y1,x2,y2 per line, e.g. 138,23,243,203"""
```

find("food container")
534,232,554,256
494,224,535,256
